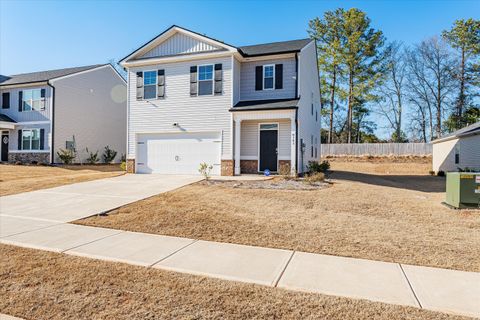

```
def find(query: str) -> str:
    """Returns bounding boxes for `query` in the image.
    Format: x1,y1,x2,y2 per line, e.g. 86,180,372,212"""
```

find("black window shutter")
40,89,46,110
190,66,197,96
40,129,45,150
255,66,262,91
157,69,165,99
18,91,23,112
275,64,283,89
136,72,143,100
18,129,22,150
2,92,10,109
214,63,222,95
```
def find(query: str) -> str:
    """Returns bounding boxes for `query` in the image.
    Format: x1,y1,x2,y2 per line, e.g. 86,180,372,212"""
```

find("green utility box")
445,172,480,209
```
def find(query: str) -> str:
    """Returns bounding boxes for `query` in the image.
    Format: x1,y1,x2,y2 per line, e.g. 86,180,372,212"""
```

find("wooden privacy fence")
322,143,432,156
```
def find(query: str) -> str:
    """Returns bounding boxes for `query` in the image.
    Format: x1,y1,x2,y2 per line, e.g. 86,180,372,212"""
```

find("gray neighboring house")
120,25,321,176
0,64,127,164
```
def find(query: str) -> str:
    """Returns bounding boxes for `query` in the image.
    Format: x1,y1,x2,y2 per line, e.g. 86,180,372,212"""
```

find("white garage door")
136,132,221,175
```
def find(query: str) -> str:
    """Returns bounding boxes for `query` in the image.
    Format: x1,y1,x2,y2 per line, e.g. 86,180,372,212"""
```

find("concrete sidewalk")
1,219,479,318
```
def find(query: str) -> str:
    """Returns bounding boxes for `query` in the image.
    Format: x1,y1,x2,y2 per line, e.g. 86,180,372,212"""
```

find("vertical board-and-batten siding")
240,57,296,101
127,56,232,159
53,66,127,163
140,33,222,59
297,41,321,172
240,119,291,160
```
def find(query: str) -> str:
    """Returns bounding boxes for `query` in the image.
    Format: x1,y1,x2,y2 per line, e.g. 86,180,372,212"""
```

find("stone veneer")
240,160,258,174
221,160,234,176
126,159,135,173
8,152,50,164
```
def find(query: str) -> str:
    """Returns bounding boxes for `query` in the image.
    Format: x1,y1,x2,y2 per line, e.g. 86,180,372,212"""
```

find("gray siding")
459,135,480,169
141,32,222,59
0,85,52,122
297,42,321,172
127,56,233,159
8,123,50,151
240,57,296,101
52,65,127,163
240,119,291,160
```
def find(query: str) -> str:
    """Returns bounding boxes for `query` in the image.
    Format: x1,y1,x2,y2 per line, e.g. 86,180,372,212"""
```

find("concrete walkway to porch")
1,175,479,319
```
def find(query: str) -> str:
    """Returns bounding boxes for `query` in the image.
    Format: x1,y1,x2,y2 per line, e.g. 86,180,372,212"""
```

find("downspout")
295,53,299,175
47,81,55,164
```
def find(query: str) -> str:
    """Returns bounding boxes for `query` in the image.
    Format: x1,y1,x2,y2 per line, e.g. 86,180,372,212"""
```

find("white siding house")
120,25,320,176
432,122,480,173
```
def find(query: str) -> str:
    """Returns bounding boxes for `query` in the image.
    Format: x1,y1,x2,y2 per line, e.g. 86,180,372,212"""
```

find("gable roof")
432,121,480,143
0,64,107,87
120,25,313,64
238,39,312,57
0,114,16,123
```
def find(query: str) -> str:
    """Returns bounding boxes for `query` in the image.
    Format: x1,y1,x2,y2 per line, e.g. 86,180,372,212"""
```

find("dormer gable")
120,25,238,64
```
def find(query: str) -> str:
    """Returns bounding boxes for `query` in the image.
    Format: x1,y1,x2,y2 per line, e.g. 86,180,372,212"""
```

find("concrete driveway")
0,174,202,236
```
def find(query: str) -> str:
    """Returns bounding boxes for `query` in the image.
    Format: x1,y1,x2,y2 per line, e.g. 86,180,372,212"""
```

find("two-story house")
0,64,127,164
120,25,321,176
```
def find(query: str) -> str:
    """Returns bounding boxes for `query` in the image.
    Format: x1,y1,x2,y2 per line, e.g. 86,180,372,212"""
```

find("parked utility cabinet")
445,172,480,208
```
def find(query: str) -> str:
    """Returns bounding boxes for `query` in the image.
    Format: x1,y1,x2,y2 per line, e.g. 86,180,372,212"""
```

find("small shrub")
102,146,117,163
85,148,100,164
30,160,38,165
120,161,126,171
307,160,330,173
57,148,76,164
120,153,126,162
198,162,213,180
437,170,445,177
428,170,435,176
15,161,23,165
304,172,325,185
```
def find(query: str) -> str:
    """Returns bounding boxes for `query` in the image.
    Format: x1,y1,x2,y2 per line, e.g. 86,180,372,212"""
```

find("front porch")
232,108,296,176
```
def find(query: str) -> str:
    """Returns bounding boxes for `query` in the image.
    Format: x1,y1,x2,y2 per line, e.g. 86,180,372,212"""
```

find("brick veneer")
126,159,135,173
221,160,234,176
279,160,291,174
8,152,49,164
240,160,258,174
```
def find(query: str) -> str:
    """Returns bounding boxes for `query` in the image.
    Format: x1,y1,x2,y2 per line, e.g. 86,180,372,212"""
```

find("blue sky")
1,0,478,75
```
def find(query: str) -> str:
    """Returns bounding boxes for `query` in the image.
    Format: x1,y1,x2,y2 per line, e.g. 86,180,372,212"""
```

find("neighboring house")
431,121,480,173
120,25,321,176
0,64,127,164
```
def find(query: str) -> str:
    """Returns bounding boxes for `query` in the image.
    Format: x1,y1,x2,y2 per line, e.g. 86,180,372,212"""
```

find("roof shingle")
0,64,107,86
238,39,312,57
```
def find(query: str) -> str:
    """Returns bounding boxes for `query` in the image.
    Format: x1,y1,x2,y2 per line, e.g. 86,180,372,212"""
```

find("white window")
143,71,157,100
22,89,45,111
263,65,274,90
198,65,214,96
22,129,40,150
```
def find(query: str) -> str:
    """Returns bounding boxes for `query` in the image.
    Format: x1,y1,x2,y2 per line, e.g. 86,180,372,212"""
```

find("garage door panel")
137,132,221,175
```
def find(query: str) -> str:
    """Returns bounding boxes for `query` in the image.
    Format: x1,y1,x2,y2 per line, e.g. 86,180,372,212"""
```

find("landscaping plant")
307,160,330,173
57,148,76,164
102,146,117,163
304,172,325,185
198,162,213,180
85,148,100,164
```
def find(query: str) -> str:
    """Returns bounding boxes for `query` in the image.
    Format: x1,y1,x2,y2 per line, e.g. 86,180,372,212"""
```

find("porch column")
290,117,296,176
234,118,241,175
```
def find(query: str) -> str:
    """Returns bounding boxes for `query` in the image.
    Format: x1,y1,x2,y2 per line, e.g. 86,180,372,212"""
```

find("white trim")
258,122,279,172
121,26,238,64
241,53,296,62
16,121,50,125
197,64,214,96
141,70,158,100
121,51,234,68
9,150,50,154
0,81,47,89
262,64,275,91
0,122,15,130
49,65,111,83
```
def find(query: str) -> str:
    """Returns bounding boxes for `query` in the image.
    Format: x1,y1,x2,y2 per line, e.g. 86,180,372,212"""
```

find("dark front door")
259,129,278,172
1,132,9,162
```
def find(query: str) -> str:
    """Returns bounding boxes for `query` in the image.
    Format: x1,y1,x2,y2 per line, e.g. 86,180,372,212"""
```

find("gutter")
47,81,55,164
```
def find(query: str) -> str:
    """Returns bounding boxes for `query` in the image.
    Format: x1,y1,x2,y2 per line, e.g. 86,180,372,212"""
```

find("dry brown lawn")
78,159,480,272
0,164,124,196
0,244,469,320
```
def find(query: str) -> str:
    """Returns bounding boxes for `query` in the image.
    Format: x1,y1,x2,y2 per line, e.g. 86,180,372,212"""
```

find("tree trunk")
457,48,466,127
328,66,337,144
428,104,434,141
347,70,354,143
436,78,442,139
